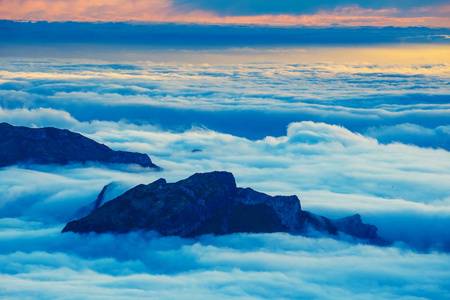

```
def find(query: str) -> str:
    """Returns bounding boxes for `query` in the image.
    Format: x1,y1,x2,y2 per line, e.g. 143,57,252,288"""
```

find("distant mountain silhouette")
0,123,160,169
63,171,386,245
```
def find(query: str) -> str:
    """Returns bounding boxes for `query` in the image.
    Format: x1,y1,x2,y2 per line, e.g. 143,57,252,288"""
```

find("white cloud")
0,230,449,299
0,106,78,129
0,106,449,249
0,57,449,298
1,59,449,149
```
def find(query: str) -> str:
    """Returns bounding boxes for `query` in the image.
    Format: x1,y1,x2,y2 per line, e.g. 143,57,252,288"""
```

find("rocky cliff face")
63,171,386,245
0,123,160,169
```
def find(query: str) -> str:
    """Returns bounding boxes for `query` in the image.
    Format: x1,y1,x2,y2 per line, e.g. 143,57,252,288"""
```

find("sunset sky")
1,0,449,26
1,1,450,299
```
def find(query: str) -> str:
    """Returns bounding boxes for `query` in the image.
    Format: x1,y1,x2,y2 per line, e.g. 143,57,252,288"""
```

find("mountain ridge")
63,171,387,245
0,122,160,169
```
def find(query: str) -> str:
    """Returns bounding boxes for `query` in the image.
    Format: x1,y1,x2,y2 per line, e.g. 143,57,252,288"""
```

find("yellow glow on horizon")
1,44,450,68
298,45,450,65
1,45,449,77
127,45,450,66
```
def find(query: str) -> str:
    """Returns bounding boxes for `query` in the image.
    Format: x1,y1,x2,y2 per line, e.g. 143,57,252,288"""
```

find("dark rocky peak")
149,178,168,189
178,171,237,201
331,214,379,241
63,171,387,245
235,188,302,233
0,122,160,169
181,171,237,190
63,171,237,236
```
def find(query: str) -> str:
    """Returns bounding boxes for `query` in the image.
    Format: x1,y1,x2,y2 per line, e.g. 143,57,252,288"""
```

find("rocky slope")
63,171,386,244
0,123,159,168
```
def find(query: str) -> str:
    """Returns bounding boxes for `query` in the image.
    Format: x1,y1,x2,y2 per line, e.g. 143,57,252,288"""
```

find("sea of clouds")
1,59,449,144
0,57,449,299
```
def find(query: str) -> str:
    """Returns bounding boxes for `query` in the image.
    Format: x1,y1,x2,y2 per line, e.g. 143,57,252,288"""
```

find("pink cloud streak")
0,0,449,27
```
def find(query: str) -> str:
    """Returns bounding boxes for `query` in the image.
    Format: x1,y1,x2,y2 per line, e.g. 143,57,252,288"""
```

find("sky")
1,3,450,299
1,0,450,26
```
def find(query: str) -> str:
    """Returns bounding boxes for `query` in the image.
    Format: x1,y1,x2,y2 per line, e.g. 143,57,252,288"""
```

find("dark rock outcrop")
0,123,160,168
71,182,130,221
63,171,386,245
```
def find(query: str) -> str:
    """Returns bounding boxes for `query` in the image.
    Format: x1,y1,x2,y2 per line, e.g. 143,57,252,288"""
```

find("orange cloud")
0,0,449,27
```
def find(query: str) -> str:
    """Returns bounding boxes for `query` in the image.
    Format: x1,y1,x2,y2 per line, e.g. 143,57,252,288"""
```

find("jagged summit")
63,171,386,245
0,122,160,169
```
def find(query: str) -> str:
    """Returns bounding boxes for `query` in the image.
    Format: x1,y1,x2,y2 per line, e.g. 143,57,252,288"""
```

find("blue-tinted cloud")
1,59,449,148
1,106,450,250
1,21,450,47
365,123,450,149
0,228,449,299
172,0,449,16
0,53,449,298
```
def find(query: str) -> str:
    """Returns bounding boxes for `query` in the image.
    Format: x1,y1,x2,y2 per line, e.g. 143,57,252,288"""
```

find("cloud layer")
1,1,449,26
2,21,450,47
0,54,449,298
1,58,449,146
1,109,450,250
172,0,450,16
1,227,450,299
